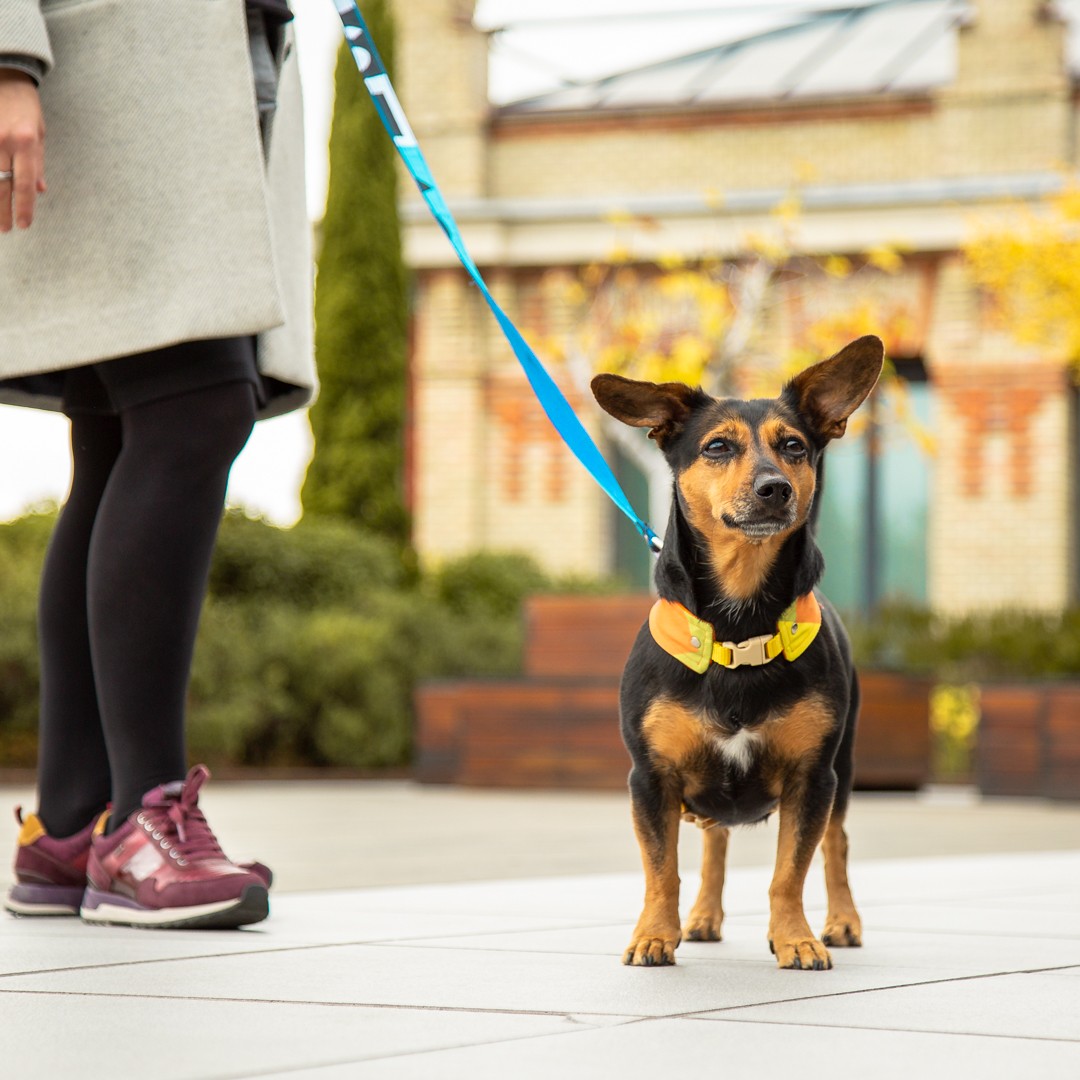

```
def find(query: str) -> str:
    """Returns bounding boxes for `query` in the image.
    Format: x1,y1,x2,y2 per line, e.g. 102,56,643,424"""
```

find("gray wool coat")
0,0,317,419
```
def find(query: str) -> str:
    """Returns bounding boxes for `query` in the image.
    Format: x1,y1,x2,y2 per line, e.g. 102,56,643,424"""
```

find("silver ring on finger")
0,170,13,182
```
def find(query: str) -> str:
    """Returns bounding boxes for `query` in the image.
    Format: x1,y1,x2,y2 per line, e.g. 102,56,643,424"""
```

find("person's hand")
0,69,46,232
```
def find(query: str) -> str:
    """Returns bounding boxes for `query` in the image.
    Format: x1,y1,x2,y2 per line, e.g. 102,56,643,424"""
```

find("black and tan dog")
591,335,884,971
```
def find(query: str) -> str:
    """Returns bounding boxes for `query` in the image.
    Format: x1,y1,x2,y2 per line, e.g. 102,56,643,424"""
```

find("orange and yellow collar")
649,592,822,673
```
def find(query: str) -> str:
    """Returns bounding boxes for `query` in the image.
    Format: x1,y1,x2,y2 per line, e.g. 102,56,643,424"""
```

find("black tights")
35,380,257,836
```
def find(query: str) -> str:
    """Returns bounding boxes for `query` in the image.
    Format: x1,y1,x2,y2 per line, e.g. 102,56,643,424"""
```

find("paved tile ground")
0,782,1078,1078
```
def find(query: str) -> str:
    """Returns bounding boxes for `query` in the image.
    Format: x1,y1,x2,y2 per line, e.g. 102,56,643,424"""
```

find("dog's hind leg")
821,809,862,947
821,675,862,947
683,824,729,942
624,767,682,966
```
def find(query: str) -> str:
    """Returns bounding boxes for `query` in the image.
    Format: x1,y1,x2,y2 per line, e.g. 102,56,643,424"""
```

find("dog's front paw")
822,910,862,948
769,934,832,971
623,925,680,966
683,907,724,942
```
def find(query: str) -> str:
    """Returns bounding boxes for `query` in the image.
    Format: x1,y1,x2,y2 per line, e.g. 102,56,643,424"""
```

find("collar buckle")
720,634,771,668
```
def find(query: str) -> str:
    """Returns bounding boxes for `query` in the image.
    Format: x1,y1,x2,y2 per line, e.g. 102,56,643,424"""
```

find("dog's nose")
754,473,793,506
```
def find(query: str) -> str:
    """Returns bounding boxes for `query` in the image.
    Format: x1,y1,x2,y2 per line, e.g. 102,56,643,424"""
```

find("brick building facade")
393,0,1078,614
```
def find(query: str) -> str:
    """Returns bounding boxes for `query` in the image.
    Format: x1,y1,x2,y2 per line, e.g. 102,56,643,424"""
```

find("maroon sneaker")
80,765,269,929
4,808,100,917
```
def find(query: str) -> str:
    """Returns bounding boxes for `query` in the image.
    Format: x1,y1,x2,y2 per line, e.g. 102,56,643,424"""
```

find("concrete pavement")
0,781,1078,1078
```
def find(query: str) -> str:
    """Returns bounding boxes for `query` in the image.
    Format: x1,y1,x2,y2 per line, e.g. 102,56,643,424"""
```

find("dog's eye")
703,438,733,459
783,437,807,459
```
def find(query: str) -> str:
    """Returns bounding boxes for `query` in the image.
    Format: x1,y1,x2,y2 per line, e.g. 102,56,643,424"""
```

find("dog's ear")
591,373,699,448
784,335,884,443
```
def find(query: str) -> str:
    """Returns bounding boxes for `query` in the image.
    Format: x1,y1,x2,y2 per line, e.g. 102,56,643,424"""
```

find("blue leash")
331,1,662,553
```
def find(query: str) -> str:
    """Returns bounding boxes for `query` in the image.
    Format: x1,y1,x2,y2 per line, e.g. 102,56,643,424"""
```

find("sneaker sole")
80,884,269,930
5,883,85,917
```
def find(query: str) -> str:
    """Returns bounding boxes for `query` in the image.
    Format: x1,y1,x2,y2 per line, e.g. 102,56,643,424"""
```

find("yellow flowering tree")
568,258,733,390
964,182,1080,364
552,195,933,539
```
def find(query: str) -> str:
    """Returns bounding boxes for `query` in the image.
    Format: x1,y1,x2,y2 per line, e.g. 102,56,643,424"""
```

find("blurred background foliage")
965,182,1080,367
845,601,1080,682
928,683,980,783
0,510,619,771
2,513,1073,775
301,0,410,546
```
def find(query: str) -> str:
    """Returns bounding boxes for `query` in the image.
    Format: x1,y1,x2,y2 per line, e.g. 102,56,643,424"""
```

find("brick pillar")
394,0,488,199
933,0,1068,178
411,267,610,576
412,269,489,559
930,364,1074,614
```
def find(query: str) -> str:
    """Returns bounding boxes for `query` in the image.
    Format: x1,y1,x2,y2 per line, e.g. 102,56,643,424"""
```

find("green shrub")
847,602,936,674
185,601,292,765
186,574,530,770
847,600,1080,682
302,6,410,543
432,550,625,618
210,511,406,609
0,511,575,770
0,510,50,765
188,600,414,768
432,552,552,619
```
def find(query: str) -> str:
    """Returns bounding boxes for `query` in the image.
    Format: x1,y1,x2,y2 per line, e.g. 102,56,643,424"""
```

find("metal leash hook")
332,0,660,555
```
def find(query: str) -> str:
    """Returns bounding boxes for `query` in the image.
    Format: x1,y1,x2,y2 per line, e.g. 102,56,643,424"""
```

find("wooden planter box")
415,679,628,790
415,595,932,791
855,672,932,789
415,595,645,790
977,683,1080,799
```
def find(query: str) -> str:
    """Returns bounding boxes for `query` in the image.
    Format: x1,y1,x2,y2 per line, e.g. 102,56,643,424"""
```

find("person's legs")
9,355,265,923
8,411,121,916
35,412,122,838
76,377,269,929
86,379,257,825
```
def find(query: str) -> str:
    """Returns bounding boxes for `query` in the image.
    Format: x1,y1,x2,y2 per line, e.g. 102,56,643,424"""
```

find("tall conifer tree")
302,2,409,543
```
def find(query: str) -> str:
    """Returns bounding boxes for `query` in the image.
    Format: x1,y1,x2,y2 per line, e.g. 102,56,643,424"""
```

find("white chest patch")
712,727,762,771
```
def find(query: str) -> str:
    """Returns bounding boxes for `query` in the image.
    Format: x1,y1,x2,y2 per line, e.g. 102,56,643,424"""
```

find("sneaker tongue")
143,780,184,806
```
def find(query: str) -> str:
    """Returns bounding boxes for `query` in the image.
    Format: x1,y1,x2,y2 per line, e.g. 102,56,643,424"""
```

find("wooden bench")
415,594,931,791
